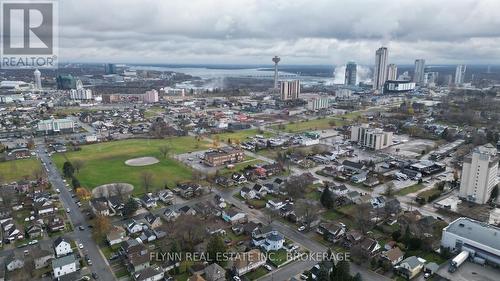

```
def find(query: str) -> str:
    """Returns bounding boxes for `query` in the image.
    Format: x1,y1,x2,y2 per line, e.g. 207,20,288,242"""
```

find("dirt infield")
92,183,134,197
124,156,160,166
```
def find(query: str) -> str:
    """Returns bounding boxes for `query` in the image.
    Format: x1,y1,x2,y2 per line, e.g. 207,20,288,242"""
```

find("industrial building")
441,217,500,266
37,119,75,135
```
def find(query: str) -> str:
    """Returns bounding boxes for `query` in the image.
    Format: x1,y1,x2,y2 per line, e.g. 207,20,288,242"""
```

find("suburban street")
35,141,116,281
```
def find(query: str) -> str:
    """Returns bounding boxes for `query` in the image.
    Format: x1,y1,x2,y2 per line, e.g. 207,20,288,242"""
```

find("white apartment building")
351,124,393,150
305,95,331,110
373,47,388,90
69,88,93,100
459,143,499,204
143,89,159,103
455,64,466,85
280,80,300,100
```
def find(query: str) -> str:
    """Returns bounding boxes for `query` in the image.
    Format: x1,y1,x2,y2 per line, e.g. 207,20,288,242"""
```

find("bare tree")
285,176,309,200
171,215,205,251
113,183,130,201
295,199,319,230
384,182,396,198
158,145,171,159
140,171,154,193
72,159,85,174
353,203,372,234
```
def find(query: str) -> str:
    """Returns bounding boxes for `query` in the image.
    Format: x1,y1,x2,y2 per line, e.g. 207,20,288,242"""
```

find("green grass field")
53,137,210,195
214,129,274,143
396,183,425,196
0,158,42,183
272,111,363,133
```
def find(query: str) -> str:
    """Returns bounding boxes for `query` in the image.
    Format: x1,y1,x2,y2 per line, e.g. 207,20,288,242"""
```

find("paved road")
36,141,116,281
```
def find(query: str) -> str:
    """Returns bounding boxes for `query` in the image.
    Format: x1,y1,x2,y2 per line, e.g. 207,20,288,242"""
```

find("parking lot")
176,149,218,174
436,261,500,281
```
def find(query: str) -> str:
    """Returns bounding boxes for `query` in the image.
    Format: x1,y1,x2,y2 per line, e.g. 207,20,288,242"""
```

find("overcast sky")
59,0,500,65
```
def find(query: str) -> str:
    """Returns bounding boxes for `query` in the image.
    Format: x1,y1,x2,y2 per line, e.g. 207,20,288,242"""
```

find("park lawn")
244,266,269,280
273,110,365,133
0,158,42,183
52,137,210,195
396,184,425,196
144,106,165,118
417,188,442,201
214,129,274,143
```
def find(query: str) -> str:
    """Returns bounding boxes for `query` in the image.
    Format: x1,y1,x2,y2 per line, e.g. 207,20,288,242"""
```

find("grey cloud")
57,0,500,64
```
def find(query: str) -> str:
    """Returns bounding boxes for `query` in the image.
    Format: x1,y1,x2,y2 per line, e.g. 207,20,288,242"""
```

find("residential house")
240,186,256,199
139,229,157,243
396,256,425,279
316,222,346,242
163,208,180,221
344,230,363,248
231,173,247,184
233,249,266,276
26,223,44,238
90,197,115,216
214,195,227,209
178,205,197,216
381,247,404,266
371,196,386,209
341,160,366,173
222,208,246,224
177,183,203,199
48,217,65,232
120,239,148,256
252,226,285,252
140,194,157,209
133,266,164,281
52,254,78,278
266,200,285,210
53,237,73,257
204,262,226,281
158,190,174,205
252,184,269,198
127,251,151,273
31,244,55,269
215,176,234,188
34,199,55,216
107,226,127,246
124,219,146,234
6,253,24,271
359,237,381,257
107,195,125,212
144,213,162,229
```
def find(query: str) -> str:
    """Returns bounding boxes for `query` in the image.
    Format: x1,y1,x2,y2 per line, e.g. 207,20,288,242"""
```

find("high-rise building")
34,69,42,90
398,71,411,81
56,75,76,90
344,62,357,86
350,124,393,150
272,56,280,89
413,59,426,85
424,72,439,86
459,144,499,204
143,89,159,103
387,64,398,81
105,63,117,74
280,80,300,100
455,64,466,85
373,47,388,90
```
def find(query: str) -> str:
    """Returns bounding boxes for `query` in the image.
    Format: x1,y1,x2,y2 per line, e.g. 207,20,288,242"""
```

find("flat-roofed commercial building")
37,119,75,135
203,147,245,167
441,217,500,266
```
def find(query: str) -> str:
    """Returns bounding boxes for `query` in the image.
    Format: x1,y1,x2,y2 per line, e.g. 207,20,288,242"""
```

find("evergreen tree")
63,161,75,178
206,235,227,266
320,187,335,209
